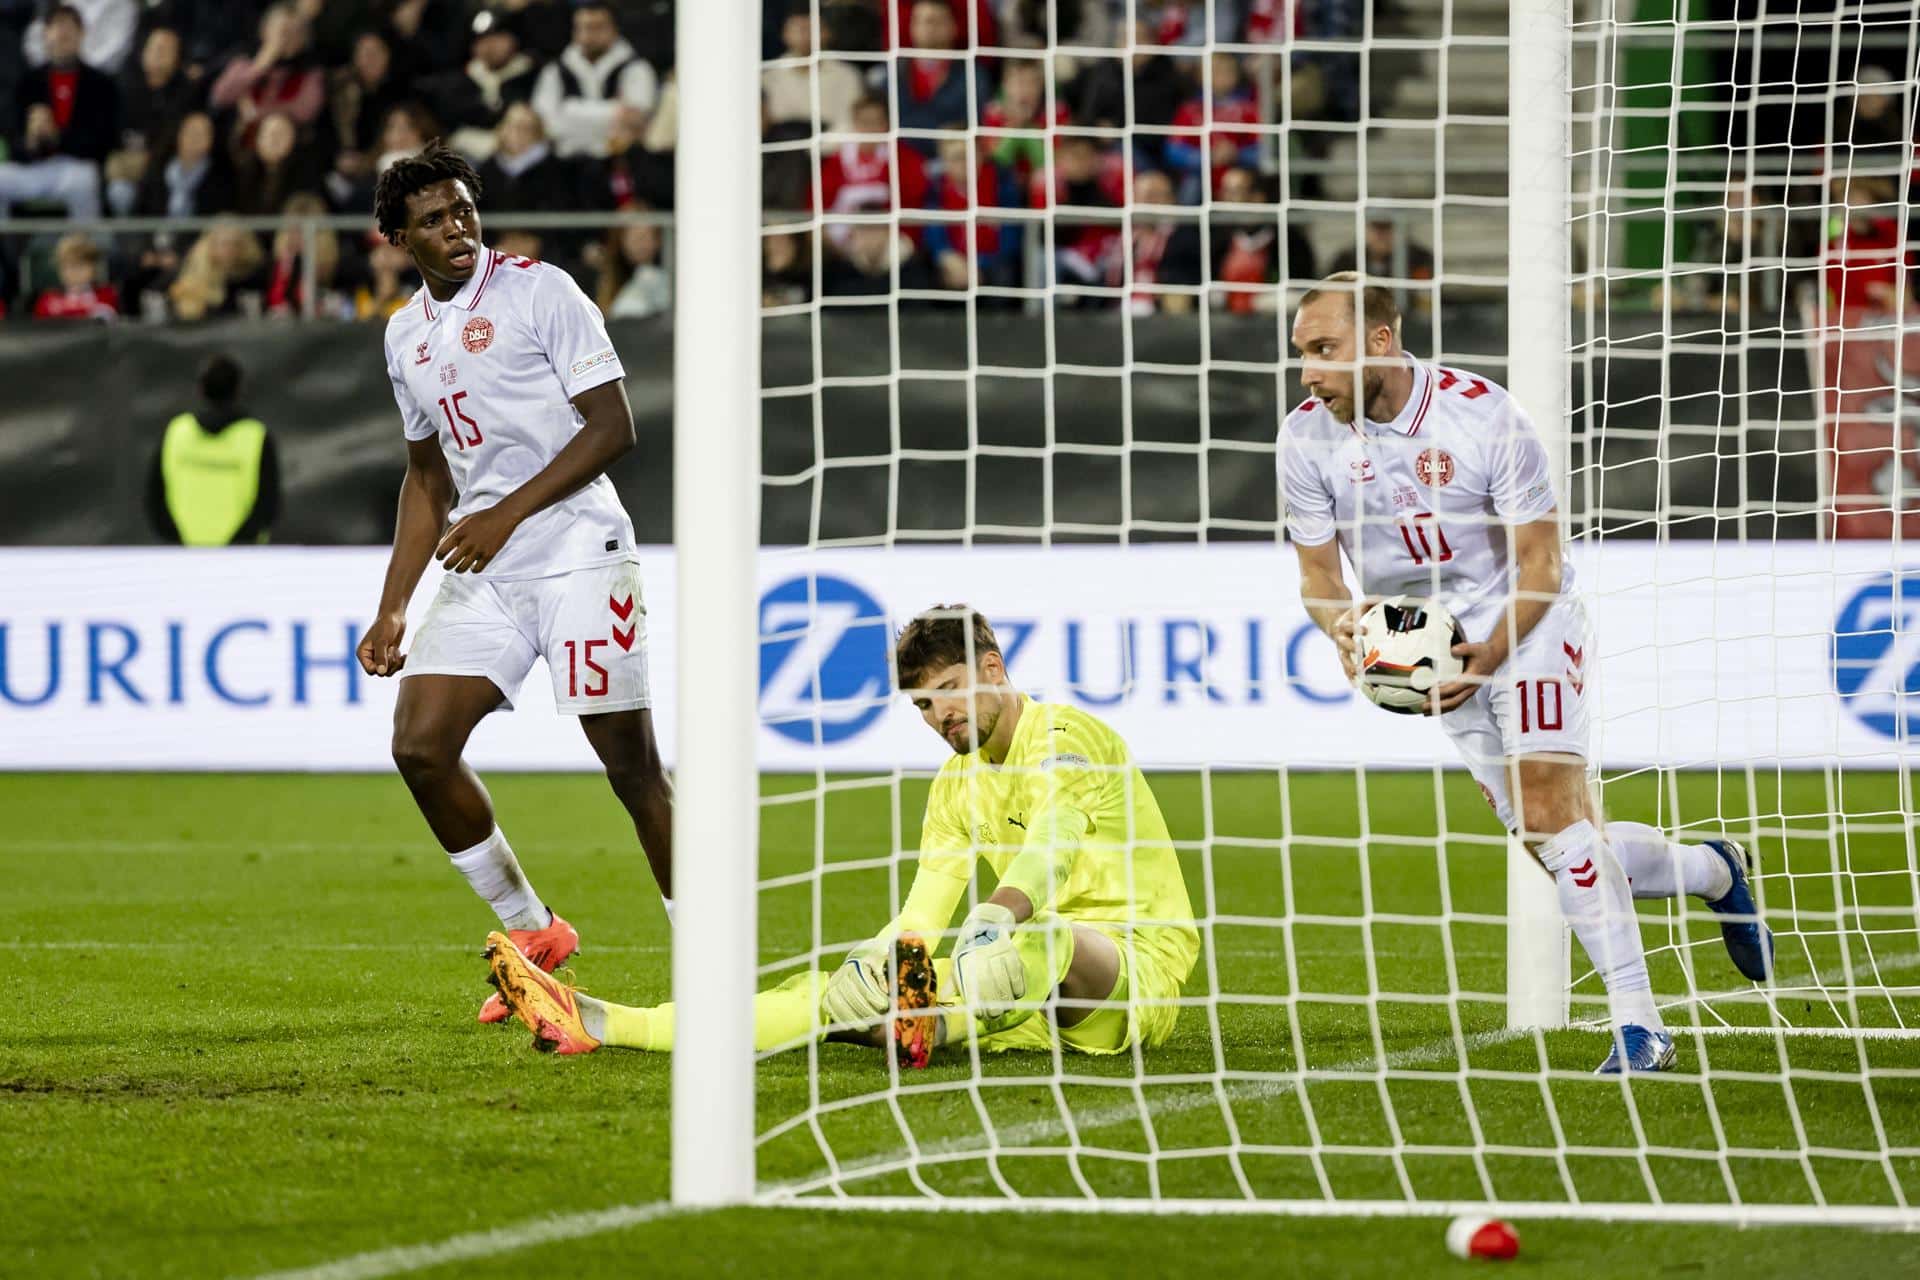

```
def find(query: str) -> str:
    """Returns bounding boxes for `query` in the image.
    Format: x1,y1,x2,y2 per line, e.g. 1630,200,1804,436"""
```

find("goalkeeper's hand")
821,940,890,1030
952,903,1025,1016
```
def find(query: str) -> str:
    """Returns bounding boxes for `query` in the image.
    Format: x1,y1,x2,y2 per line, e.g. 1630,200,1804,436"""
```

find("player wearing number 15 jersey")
356,142,675,1024
1279,273,1770,1074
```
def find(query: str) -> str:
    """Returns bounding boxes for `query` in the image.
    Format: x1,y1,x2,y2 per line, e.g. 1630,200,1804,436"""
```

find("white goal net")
676,0,1920,1221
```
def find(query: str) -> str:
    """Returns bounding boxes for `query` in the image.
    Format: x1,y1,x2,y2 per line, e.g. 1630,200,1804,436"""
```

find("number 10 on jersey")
1398,512,1453,565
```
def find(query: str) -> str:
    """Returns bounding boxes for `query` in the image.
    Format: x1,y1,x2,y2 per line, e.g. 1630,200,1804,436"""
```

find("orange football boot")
482,931,601,1055
477,911,579,1024
891,933,940,1070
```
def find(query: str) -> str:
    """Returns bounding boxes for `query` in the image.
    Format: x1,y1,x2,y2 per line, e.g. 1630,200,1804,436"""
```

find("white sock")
1607,821,1734,901
661,896,677,927
1537,819,1664,1033
447,827,550,932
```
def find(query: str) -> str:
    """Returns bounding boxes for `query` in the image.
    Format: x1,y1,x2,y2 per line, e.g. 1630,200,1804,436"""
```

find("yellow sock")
593,972,832,1054
600,998,673,1051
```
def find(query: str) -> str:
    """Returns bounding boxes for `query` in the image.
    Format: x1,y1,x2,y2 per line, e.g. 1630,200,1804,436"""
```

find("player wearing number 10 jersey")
1279,274,1771,1074
356,142,675,1024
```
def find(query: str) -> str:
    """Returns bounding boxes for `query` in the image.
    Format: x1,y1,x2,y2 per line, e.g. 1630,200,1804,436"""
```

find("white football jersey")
1278,358,1569,636
383,246,637,581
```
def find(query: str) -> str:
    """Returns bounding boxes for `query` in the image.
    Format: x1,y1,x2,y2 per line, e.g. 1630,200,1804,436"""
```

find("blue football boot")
1704,838,1773,983
1595,1025,1676,1075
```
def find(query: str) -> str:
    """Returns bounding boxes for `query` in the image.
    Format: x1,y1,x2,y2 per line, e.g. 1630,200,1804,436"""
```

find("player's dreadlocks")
373,140,485,247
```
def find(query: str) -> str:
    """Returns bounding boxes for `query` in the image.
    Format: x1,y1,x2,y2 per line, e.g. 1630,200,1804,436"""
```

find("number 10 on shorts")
565,639,609,698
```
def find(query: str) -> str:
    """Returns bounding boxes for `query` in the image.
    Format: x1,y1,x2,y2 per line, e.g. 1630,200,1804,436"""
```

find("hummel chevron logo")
612,623,636,651
1569,858,1598,888
609,594,635,621
1563,642,1584,667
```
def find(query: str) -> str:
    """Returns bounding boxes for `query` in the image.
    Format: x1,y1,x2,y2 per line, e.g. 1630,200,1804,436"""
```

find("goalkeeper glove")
821,940,890,1030
952,903,1025,1016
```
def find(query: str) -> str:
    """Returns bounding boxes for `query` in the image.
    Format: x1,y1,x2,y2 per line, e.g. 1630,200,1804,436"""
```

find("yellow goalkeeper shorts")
940,922,1188,1056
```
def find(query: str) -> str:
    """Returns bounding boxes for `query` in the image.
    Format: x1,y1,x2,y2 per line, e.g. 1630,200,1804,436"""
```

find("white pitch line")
244,951,1920,1279
243,1201,684,1280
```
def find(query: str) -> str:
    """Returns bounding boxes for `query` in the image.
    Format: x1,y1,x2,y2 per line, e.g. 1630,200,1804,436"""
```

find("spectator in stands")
999,0,1116,49
0,5,116,221
478,102,580,214
597,218,670,319
886,0,995,49
380,0,466,80
209,3,326,152
1675,181,1754,310
1209,165,1314,312
762,230,810,306
133,109,231,217
895,0,988,136
922,133,1021,289
168,219,264,321
496,0,571,61
981,58,1065,195
1125,167,1200,313
763,1,862,135
1148,0,1239,47
821,0,882,53
820,94,928,223
1835,66,1909,172
1329,212,1435,285
824,213,935,296
119,25,202,157
329,30,412,174
32,232,119,320
260,192,342,317
1167,51,1262,201
299,0,381,70
157,1,252,80
24,0,134,74
372,101,436,174
1826,175,1911,316
233,110,321,216
428,7,540,161
1049,134,1122,298
531,1,659,158
354,235,414,318
604,93,675,210
494,227,545,263
1070,18,1190,133
147,354,281,546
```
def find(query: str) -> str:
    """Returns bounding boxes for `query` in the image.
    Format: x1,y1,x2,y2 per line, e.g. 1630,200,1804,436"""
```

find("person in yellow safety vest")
145,353,281,545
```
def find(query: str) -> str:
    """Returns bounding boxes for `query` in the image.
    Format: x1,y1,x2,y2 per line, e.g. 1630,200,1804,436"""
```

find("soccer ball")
1355,596,1466,714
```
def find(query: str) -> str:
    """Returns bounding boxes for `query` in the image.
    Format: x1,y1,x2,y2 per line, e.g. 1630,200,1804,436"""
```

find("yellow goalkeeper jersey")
905,696,1200,980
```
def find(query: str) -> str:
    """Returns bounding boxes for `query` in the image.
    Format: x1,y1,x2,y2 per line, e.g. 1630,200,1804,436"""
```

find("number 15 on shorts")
565,639,608,698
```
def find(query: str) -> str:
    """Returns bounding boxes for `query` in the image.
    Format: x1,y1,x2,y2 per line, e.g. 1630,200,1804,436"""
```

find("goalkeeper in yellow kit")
482,604,1200,1066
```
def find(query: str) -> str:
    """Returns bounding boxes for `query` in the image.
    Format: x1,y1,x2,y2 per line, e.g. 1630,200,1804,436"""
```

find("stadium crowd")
0,0,1364,321
2,0,1909,323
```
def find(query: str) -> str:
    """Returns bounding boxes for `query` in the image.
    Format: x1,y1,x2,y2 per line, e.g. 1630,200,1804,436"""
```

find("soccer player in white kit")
1279,274,1771,1073
354,142,674,1023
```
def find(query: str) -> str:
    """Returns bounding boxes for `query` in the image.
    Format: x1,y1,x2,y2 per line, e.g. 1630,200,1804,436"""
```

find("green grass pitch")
7,769,1918,1277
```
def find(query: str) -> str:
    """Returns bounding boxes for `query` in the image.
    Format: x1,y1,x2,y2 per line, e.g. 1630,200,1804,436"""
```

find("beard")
947,703,998,753
1360,368,1385,420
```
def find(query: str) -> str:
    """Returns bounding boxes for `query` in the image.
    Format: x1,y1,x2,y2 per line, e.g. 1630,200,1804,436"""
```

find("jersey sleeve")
1486,398,1558,524
530,265,627,398
384,337,437,442
916,771,977,882
1279,420,1337,546
996,709,1107,913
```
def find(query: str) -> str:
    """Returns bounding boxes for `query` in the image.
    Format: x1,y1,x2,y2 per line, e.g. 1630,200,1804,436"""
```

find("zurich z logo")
758,575,891,745
1831,570,1920,739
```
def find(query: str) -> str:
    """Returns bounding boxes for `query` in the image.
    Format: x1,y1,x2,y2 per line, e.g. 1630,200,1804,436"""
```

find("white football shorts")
402,560,650,715
1439,593,1593,832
